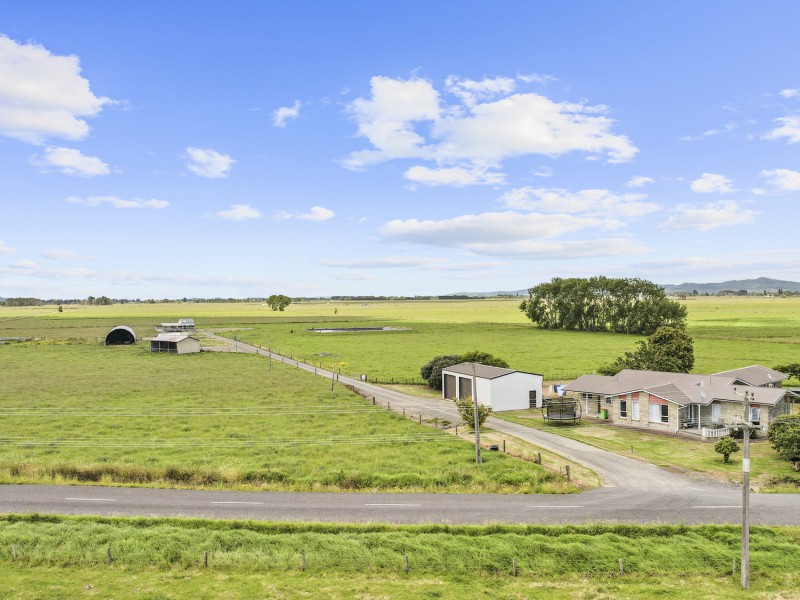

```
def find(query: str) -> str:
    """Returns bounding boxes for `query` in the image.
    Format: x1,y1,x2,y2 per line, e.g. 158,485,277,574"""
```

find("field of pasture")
2,296,798,382
0,340,563,493
2,516,799,599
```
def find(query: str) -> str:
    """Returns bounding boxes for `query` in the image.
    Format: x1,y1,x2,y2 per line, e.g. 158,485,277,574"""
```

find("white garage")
441,363,543,412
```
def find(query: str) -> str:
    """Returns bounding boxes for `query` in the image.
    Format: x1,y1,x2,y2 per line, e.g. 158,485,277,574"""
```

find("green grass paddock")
0,342,563,493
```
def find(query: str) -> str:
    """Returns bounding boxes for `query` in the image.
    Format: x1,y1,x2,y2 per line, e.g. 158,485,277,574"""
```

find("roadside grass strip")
1,516,800,598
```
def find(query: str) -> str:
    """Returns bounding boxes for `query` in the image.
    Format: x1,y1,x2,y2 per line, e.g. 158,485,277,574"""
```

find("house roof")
442,362,519,380
151,333,197,343
712,365,788,387
564,369,792,406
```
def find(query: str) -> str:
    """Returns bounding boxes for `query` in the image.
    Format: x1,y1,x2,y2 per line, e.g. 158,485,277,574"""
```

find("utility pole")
741,390,752,589
471,362,482,464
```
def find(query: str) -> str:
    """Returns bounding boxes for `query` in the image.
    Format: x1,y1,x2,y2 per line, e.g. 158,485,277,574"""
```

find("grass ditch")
1,515,800,598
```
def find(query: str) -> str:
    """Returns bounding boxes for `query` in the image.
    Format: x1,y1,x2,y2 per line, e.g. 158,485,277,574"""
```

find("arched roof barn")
105,325,136,345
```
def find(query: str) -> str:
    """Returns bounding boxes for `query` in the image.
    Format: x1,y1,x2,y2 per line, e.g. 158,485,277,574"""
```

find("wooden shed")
149,333,201,354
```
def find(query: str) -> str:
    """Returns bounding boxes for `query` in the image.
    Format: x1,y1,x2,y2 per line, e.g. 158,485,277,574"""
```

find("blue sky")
1,1,799,298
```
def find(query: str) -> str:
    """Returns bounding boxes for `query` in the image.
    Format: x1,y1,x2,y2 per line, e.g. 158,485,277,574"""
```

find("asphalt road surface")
4,331,799,525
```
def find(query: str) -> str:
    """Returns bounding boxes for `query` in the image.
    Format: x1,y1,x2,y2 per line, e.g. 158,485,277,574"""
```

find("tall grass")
2,514,799,579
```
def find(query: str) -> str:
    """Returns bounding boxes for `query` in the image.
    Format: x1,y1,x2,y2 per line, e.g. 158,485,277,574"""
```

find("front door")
711,403,721,423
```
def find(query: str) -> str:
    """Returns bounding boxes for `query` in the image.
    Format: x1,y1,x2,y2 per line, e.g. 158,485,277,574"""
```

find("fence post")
204,550,208,567
565,465,571,482
619,558,624,575
404,554,409,574
12,545,16,561
733,557,737,576
419,414,422,424
513,557,517,576
536,452,541,464
503,439,506,453
301,551,306,572
107,546,112,564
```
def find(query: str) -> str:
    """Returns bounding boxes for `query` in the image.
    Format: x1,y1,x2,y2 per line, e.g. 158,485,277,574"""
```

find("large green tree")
598,326,694,375
519,276,687,335
266,294,292,311
774,363,800,381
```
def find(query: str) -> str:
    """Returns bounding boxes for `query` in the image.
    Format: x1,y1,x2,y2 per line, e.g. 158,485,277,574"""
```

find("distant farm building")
149,333,201,354
104,325,136,346
441,363,543,412
158,318,195,333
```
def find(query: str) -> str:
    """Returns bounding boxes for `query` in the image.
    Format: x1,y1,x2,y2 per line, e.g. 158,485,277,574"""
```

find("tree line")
519,276,687,336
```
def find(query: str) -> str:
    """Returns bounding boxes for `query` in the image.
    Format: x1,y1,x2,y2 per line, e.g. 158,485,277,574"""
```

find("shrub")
768,415,800,471
714,437,740,463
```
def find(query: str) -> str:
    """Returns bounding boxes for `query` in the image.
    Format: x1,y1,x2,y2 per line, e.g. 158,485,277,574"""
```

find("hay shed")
105,325,137,345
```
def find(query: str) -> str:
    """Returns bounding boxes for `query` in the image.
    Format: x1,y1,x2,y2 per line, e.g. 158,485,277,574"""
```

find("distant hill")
661,277,800,294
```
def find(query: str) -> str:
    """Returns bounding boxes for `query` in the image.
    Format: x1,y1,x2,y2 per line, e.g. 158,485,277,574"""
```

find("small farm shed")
441,362,543,411
105,325,136,345
149,333,201,354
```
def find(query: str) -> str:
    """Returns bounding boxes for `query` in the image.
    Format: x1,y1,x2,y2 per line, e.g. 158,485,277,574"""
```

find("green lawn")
1,515,799,599
0,341,565,493
496,410,799,491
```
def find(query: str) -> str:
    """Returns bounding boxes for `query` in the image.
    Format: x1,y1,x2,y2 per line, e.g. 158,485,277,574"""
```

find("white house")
441,362,543,411
149,333,201,354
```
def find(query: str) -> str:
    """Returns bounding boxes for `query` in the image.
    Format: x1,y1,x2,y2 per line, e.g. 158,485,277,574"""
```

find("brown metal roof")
712,365,788,387
563,369,792,406
442,362,519,380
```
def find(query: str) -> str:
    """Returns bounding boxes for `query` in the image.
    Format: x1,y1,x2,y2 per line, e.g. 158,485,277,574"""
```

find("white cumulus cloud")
690,173,735,193
9,259,37,270
343,75,637,182
0,240,16,255
761,168,800,191
779,89,799,98
31,146,110,176
627,175,654,188
276,206,335,222
272,100,301,127
67,195,169,209
0,35,110,144
185,147,235,178
501,187,660,218
404,165,505,187
659,200,756,231
216,204,261,220
764,116,800,144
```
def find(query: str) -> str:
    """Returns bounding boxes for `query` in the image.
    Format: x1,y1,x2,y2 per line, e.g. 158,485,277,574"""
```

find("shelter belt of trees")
519,276,687,336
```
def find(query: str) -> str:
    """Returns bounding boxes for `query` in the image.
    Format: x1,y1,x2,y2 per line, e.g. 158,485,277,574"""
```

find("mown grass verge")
1,515,799,598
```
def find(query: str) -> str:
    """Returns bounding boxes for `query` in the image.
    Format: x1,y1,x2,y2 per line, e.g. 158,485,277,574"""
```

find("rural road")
5,330,800,526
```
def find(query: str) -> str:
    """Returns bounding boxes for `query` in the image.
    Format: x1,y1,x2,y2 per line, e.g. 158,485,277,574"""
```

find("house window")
711,403,721,423
631,400,640,421
619,400,627,419
751,407,761,426
605,397,612,405
649,403,669,424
